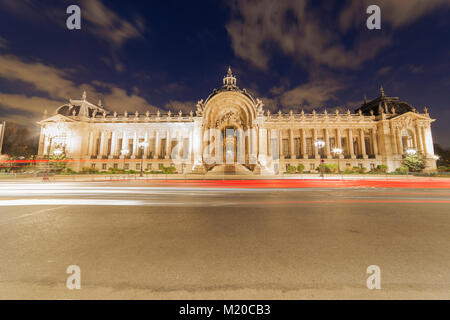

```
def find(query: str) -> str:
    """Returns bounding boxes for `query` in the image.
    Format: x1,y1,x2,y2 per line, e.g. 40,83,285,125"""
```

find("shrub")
395,165,409,174
296,164,305,173
81,167,99,174
376,164,388,173
403,152,425,172
160,165,177,174
286,165,297,174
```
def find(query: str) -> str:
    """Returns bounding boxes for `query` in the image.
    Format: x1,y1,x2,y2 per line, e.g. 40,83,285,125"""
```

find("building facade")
37,68,437,174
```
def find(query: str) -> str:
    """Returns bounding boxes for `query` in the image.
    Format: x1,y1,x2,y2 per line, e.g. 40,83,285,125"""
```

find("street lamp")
138,141,149,177
332,147,343,174
314,140,325,178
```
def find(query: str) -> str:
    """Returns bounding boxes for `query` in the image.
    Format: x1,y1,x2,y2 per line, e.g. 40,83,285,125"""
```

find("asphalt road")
0,181,449,299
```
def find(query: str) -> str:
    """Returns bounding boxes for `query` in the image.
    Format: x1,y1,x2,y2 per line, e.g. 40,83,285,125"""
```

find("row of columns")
392,125,428,155
87,129,193,160
269,127,378,159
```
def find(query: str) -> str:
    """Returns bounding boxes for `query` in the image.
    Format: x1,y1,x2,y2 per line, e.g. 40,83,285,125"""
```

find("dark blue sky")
0,0,449,146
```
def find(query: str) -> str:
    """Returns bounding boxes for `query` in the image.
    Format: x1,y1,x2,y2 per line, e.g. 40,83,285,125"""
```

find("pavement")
0,180,449,299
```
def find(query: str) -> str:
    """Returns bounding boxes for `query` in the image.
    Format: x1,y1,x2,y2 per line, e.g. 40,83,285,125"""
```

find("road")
0,180,449,299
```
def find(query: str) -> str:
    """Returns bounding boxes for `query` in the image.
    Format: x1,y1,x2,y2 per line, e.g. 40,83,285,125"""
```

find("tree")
434,144,450,167
2,122,38,158
403,152,426,172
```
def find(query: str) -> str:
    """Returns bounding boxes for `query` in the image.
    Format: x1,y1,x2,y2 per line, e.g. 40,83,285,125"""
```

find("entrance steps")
206,164,253,175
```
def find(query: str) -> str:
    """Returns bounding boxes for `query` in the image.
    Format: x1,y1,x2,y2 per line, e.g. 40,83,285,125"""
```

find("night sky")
0,0,449,146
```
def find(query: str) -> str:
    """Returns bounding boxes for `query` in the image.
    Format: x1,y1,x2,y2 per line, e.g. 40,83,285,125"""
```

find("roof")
355,87,416,116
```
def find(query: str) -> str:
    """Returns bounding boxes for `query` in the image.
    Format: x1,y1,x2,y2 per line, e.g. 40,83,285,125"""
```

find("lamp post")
314,140,325,178
332,147,343,174
138,141,149,177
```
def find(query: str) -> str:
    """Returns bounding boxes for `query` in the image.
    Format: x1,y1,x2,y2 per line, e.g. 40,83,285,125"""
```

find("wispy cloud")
0,54,157,122
0,36,7,49
226,0,449,71
80,0,145,49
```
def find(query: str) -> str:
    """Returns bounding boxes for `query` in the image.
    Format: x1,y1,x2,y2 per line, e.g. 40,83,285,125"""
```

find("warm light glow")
332,148,343,155
53,148,63,156
121,149,129,156
405,148,416,155
432,154,439,160
314,140,325,148
138,141,149,148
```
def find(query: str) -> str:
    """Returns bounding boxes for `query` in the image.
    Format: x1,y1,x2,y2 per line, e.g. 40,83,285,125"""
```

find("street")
0,180,449,299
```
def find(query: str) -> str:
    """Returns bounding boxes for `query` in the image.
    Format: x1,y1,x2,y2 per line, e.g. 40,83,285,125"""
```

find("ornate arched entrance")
201,69,257,170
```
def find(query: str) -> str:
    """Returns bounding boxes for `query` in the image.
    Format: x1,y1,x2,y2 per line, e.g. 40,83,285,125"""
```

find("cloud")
0,54,158,121
226,0,449,71
340,0,450,31
278,79,344,110
376,66,392,76
164,100,195,114
0,36,7,49
81,0,144,49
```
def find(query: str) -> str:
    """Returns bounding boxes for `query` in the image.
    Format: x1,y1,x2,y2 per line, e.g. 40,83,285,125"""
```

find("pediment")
390,112,434,122
37,114,77,125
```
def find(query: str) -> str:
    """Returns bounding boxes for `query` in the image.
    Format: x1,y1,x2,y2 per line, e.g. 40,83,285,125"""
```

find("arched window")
401,129,414,151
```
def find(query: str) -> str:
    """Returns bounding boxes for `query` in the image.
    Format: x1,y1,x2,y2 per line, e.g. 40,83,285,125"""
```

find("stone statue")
196,99,204,116
256,98,264,116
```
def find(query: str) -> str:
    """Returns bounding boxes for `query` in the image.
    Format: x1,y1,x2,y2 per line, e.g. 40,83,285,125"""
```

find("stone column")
258,127,267,163
267,129,271,157
348,129,355,158
143,130,148,159
415,125,423,153
390,125,398,155
313,129,319,159
421,126,428,155
165,129,171,159
396,128,403,154
279,129,284,159
109,131,116,158
336,128,343,159
97,131,105,159
250,127,258,164
120,131,127,158
301,128,307,159
371,128,378,156
154,130,160,159
360,129,367,159
88,131,95,157
131,131,137,158
324,128,331,159
289,128,295,159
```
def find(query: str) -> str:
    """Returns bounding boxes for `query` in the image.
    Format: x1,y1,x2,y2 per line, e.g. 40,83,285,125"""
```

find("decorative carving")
215,111,243,128
256,98,264,116
196,99,204,116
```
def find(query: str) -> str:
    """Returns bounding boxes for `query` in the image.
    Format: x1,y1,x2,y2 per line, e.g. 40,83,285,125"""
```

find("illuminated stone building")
37,68,437,174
